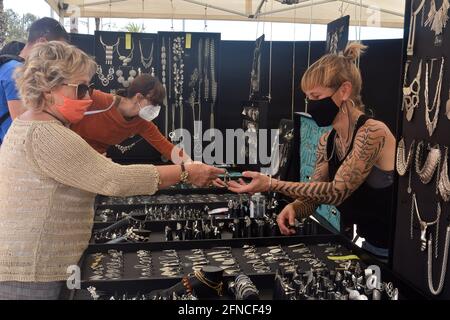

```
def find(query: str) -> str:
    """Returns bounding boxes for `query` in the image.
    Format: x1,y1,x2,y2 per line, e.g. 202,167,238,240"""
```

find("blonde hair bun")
343,42,367,63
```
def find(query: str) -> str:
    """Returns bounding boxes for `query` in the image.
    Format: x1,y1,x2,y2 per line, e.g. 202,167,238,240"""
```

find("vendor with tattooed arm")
228,43,396,258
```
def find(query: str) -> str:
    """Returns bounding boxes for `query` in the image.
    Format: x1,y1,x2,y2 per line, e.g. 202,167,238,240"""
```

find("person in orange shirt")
71,74,189,163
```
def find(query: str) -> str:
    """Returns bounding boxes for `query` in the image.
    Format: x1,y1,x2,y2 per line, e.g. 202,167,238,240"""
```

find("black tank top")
326,115,392,248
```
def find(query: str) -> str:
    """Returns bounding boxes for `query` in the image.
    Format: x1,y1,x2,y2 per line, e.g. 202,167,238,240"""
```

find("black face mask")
306,91,340,127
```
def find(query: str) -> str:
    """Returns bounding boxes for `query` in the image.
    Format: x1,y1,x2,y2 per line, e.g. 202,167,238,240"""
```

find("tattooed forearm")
291,199,318,219
274,124,386,206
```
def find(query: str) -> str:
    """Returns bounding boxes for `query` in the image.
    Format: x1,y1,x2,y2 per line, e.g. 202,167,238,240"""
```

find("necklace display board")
94,31,158,93
157,32,221,148
393,0,450,299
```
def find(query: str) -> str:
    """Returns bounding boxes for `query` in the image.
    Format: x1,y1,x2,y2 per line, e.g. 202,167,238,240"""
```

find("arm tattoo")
291,199,317,219
291,132,330,217
275,123,386,206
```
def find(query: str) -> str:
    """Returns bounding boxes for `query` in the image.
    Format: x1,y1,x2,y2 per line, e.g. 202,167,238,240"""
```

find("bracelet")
269,175,273,191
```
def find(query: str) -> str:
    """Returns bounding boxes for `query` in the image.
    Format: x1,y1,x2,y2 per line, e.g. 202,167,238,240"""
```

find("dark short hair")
0,41,26,56
28,17,69,43
126,74,166,106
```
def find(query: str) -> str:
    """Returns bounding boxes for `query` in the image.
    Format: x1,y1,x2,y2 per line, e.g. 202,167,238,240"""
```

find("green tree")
0,0,5,47
3,9,38,44
123,22,145,33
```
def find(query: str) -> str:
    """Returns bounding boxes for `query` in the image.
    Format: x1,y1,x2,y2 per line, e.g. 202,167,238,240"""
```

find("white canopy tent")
45,0,405,28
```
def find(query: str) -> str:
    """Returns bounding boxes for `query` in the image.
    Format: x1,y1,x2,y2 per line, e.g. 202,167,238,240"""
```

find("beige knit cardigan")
0,120,159,282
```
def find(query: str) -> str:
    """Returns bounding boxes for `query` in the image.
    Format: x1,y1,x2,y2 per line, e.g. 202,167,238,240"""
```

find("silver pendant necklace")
424,0,450,36
415,140,441,185
139,40,154,70
427,225,450,295
410,193,440,255
438,146,450,202
99,36,120,65
424,57,445,137
116,68,137,88
407,0,426,56
116,39,134,66
96,65,115,87
402,60,422,122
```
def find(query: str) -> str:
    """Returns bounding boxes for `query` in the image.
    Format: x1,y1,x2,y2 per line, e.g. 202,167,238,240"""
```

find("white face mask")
138,102,161,122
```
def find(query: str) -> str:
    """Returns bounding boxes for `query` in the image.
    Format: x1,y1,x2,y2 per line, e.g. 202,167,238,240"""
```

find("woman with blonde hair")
0,41,223,299
228,43,396,257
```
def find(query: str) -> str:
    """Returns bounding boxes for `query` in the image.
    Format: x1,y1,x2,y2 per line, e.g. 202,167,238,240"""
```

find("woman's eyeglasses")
63,83,95,100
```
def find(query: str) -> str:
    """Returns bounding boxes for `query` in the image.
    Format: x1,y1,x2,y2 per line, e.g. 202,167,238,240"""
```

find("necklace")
172,36,185,134
116,39,134,66
438,146,450,202
116,68,137,88
424,0,450,37
424,57,445,136
410,193,440,255
210,38,217,129
402,60,422,122
193,270,224,296
139,40,154,70
96,65,115,87
161,38,169,137
415,140,441,185
407,0,426,56
99,35,120,65
427,225,450,295
188,68,201,141
396,138,415,194
114,137,144,154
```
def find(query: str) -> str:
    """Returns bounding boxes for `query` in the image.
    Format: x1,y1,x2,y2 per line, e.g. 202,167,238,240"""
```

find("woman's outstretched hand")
227,171,270,194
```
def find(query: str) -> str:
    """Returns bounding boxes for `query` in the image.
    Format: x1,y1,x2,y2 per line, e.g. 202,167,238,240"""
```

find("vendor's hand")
276,203,297,236
185,162,225,187
227,171,270,194
212,177,228,188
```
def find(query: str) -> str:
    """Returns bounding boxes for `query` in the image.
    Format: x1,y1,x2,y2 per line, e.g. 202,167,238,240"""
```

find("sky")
4,0,404,41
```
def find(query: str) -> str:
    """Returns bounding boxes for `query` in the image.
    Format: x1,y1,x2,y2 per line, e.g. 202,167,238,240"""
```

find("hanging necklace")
427,225,450,295
402,60,422,122
396,138,415,194
99,35,120,65
410,193,440,255
116,39,134,66
114,137,144,154
438,146,450,202
161,38,169,138
203,38,210,102
424,0,450,37
415,140,441,185
96,65,115,87
407,0,426,56
188,68,201,141
424,57,445,137
210,38,217,129
116,68,137,88
139,40,154,70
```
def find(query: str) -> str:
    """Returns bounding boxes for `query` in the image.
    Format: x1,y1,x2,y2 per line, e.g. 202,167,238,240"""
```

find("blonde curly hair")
301,42,367,112
14,41,97,111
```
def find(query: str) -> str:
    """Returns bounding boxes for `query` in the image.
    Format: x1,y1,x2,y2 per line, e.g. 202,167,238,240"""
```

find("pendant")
406,107,415,121
420,221,428,251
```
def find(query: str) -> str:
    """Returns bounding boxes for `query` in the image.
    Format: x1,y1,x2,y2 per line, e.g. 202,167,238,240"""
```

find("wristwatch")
180,162,189,184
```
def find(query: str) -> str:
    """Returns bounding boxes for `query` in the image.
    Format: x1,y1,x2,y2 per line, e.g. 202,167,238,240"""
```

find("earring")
341,103,348,114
